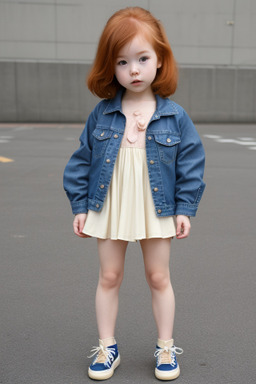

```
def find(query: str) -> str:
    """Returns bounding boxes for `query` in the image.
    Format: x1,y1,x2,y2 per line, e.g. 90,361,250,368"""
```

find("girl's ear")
157,60,162,69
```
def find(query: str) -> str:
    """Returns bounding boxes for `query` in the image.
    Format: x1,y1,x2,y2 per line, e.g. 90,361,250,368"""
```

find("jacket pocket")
154,134,181,164
92,127,113,158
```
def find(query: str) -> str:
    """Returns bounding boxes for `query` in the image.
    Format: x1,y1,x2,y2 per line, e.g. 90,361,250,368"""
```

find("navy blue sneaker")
154,339,183,380
88,338,120,380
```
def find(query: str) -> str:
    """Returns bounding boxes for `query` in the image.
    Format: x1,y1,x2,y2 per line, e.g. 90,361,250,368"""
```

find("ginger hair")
87,7,178,99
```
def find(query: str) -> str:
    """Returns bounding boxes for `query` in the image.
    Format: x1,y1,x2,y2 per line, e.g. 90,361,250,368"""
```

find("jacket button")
150,160,154,165
100,184,105,189
100,132,105,137
96,204,100,208
154,187,158,192
158,209,162,214
106,159,111,163
114,134,119,139
148,136,152,140
167,138,171,143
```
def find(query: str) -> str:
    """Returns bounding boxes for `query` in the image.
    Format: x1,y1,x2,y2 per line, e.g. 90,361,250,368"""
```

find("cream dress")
83,109,176,242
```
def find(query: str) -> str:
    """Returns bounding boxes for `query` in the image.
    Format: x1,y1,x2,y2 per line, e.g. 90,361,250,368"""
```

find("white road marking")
203,135,222,139
217,139,256,146
203,134,256,152
0,135,14,144
14,126,34,131
238,137,254,141
0,136,13,139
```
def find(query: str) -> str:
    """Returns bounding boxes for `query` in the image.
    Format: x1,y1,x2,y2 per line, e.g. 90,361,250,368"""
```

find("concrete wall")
1,62,255,123
1,0,256,66
0,0,256,122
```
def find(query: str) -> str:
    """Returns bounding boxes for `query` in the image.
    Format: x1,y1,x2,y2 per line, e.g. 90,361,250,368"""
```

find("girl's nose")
130,65,139,76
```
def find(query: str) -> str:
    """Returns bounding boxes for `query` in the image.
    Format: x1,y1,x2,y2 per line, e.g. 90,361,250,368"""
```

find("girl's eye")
118,60,127,66
140,56,149,63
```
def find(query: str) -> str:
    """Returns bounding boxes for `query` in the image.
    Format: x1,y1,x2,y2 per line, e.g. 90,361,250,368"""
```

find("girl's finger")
176,218,191,239
176,221,182,237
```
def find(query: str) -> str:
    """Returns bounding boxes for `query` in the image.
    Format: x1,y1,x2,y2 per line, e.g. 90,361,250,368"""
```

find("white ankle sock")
99,337,116,348
157,338,174,348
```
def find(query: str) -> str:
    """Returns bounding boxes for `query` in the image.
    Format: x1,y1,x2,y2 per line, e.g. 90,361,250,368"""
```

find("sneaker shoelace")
154,345,183,367
88,345,116,367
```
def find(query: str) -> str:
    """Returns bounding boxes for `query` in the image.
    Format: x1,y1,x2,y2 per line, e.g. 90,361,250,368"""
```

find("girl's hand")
176,215,191,239
73,213,90,238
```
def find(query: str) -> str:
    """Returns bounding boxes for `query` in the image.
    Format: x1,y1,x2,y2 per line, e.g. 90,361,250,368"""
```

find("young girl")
63,7,205,381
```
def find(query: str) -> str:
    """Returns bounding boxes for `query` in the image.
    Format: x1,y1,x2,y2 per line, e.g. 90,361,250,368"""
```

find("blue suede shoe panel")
89,343,118,371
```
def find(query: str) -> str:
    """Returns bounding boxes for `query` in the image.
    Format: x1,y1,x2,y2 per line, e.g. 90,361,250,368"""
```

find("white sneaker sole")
155,364,180,381
88,354,120,380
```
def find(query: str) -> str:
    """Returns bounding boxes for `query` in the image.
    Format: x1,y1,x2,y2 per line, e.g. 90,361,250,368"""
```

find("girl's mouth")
132,80,142,85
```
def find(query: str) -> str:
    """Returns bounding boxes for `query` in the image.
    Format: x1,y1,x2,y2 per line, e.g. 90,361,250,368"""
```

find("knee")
99,270,123,290
146,271,170,291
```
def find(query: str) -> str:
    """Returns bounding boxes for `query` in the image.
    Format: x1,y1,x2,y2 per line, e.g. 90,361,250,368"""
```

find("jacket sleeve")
63,107,97,214
174,110,206,217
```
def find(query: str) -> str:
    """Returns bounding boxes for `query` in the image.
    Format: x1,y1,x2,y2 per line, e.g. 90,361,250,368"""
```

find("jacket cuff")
175,203,198,217
71,199,88,215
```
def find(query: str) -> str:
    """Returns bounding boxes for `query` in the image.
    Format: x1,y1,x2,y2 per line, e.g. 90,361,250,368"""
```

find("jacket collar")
103,89,179,117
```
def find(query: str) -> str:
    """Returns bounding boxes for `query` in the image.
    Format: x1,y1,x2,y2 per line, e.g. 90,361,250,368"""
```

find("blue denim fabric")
63,90,205,217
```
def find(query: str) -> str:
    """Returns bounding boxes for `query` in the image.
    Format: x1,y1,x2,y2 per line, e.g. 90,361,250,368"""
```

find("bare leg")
140,238,175,340
96,239,128,340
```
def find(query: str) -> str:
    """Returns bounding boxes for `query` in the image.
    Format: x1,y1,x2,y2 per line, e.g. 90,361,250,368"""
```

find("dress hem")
82,230,176,242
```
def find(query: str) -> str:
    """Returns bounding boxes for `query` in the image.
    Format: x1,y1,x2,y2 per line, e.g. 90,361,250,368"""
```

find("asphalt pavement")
0,122,256,384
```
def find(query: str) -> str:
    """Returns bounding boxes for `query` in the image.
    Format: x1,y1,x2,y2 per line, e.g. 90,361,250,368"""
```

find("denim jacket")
63,90,205,217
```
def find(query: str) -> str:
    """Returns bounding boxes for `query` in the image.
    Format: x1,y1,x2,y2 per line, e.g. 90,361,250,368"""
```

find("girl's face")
115,35,161,98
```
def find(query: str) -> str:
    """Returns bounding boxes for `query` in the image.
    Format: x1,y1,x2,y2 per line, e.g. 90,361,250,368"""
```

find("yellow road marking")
0,156,14,163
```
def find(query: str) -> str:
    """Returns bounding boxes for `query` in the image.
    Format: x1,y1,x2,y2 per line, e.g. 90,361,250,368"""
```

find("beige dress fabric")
83,148,176,241
83,113,176,242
